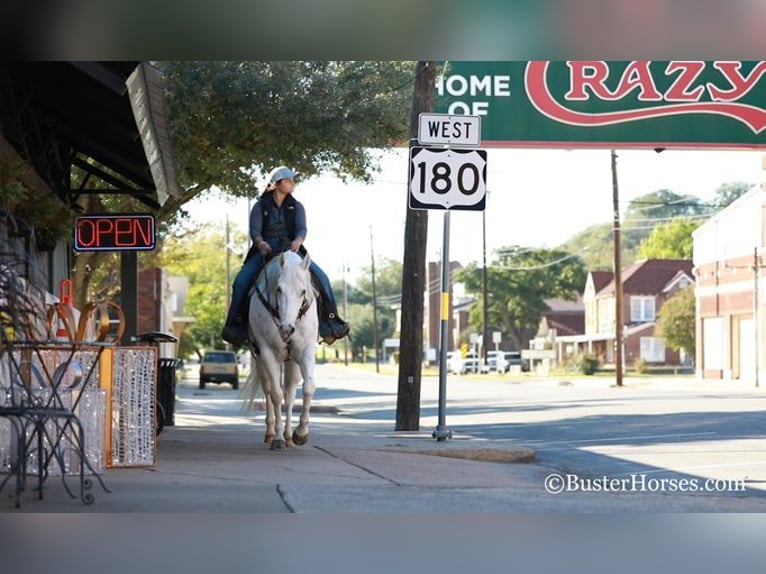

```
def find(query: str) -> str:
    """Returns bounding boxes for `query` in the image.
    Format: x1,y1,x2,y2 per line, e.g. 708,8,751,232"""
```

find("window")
631,296,655,322
640,337,665,362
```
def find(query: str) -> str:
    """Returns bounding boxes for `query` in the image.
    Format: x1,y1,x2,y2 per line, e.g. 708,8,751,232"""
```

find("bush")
633,358,649,374
578,353,600,375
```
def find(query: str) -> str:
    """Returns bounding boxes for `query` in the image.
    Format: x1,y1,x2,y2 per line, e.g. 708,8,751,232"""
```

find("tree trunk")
395,61,435,431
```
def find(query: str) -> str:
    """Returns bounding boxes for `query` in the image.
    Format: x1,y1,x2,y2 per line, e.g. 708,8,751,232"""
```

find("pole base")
432,427,453,441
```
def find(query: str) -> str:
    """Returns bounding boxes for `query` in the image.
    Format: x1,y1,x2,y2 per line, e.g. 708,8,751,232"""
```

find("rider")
221,166,350,348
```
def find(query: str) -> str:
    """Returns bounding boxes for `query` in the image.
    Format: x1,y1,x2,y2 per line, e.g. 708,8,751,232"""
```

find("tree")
343,258,402,360
711,181,754,210
657,285,696,358
159,222,248,353
562,189,712,272
70,61,414,308
160,61,414,197
637,217,702,259
561,223,616,270
455,246,587,351
623,188,708,221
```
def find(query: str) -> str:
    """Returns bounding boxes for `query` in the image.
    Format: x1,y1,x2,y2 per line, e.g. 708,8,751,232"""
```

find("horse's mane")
256,251,310,292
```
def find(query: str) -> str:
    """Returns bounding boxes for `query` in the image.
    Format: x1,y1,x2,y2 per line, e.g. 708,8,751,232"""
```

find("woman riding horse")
221,166,350,348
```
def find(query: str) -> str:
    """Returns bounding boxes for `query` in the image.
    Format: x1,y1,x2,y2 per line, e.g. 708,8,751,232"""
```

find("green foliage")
0,156,29,206
69,61,413,307
578,353,600,375
340,258,402,359
456,246,587,350
561,223,617,270
657,285,696,356
711,181,753,210
623,189,709,221
562,189,717,271
637,217,702,260
159,223,248,352
159,61,414,197
0,155,72,251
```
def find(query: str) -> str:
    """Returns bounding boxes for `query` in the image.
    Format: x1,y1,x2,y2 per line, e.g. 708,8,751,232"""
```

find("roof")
544,297,584,312
542,312,585,336
598,259,694,296
0,62,179,210
589,270,614,293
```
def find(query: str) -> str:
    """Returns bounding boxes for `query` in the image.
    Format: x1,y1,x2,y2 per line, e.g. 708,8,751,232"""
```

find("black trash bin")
156,357,178,426
131,331,179,430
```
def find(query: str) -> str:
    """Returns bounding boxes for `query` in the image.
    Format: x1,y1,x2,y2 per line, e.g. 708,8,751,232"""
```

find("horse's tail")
239,359,264,413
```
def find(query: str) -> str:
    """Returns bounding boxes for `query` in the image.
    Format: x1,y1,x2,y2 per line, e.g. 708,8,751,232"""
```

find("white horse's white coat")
242,251,318,448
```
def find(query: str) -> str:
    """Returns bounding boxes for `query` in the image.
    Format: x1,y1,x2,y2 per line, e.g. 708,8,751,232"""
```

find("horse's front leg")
283,361,301,446
292,345,316,446
261,353,286,449
256,359,276,444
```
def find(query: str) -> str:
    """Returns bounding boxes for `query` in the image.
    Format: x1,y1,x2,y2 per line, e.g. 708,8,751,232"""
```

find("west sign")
434,61,766,148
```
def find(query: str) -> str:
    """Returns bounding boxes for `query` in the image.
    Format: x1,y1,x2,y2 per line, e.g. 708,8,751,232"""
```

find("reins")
254,255,313,327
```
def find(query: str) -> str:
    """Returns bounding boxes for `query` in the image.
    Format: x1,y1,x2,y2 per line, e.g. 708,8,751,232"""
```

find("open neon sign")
74,214,156,252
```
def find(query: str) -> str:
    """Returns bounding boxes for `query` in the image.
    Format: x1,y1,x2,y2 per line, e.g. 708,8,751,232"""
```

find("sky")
183,148,765,283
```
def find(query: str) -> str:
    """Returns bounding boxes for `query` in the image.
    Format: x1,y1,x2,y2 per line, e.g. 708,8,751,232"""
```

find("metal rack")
0,340,112,508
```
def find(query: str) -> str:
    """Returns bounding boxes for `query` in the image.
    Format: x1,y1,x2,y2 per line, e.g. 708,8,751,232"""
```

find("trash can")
156,357,178,426
131,331,179,429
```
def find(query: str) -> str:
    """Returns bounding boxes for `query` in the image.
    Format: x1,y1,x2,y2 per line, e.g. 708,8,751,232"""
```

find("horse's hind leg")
283,362,301,446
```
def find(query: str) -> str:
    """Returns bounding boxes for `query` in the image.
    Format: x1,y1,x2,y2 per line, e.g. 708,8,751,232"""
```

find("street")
177,363,766,502
5,362,766,512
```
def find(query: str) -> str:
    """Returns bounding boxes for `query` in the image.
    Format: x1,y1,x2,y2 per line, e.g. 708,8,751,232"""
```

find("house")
533,297,584,354
692,185,764,383
556,259,694,368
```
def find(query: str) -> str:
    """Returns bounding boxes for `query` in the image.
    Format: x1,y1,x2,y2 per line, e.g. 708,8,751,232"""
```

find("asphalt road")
178,364,766,499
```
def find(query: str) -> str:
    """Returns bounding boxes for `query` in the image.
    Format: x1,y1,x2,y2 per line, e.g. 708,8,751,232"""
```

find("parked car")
480,351,510,374
448,351,480,375
480,351,530,374
505,351,531,373
199,350,239,390
455,357,480,374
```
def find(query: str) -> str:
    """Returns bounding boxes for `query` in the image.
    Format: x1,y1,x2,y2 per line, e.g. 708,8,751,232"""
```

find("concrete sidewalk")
2,364,766,512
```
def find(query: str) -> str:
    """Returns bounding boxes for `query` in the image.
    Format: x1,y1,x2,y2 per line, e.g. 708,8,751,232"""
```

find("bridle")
254,261,313,330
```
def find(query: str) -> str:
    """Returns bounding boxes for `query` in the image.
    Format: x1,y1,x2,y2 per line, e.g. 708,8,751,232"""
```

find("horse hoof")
286,438,295,448
270,439,286,450
264,433,276,444
292,430,309,446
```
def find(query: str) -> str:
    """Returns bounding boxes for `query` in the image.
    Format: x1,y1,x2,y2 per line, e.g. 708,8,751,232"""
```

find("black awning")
0,61,179,210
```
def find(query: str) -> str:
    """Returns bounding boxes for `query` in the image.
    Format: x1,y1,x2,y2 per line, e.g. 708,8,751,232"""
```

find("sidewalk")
2,364,765,512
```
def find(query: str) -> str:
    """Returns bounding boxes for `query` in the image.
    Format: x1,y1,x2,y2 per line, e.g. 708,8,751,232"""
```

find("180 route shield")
408,146,487,211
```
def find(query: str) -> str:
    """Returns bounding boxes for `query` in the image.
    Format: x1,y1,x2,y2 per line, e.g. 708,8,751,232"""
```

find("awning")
0,61,179,210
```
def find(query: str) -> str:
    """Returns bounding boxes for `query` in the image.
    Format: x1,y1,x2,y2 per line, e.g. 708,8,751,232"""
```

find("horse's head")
275,251,313,342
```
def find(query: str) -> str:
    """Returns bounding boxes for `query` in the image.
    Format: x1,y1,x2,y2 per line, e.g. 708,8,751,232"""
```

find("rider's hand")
258,240,271,255
290,237,304,252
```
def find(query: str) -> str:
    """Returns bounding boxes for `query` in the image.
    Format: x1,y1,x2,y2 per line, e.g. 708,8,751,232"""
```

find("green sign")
434,61,766,149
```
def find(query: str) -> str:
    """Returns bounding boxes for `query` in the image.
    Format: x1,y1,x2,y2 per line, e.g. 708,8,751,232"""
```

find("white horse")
242,250,318,449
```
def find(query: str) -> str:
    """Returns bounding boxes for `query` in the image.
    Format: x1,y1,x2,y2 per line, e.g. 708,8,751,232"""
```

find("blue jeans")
225,243,342,336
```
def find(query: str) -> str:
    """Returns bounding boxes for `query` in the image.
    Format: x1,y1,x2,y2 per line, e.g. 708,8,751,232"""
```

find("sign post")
411,114,485,441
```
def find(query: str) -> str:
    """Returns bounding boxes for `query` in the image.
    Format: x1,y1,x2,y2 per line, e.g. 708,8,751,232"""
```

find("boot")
221,317,247,348
320,312,350,345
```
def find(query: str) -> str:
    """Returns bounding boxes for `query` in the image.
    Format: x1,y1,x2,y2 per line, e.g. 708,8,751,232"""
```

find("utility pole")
370,226,380,373
342,260,348,366
482,208,489,370
754,247,760,388
611,150,623,387
396,61,435,431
